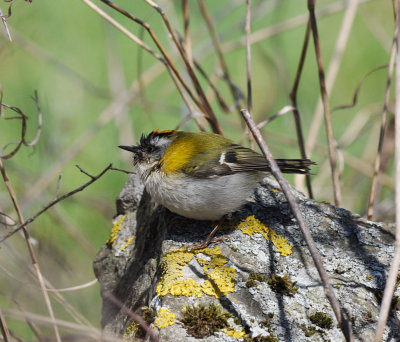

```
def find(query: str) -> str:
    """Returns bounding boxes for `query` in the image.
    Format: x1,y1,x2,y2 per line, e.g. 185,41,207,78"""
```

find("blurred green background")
0,0,394,339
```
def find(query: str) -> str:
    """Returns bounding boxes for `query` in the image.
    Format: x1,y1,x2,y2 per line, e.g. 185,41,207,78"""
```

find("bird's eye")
147,145,155,153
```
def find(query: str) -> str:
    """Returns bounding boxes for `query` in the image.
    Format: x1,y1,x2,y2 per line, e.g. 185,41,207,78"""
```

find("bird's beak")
118,145,136,153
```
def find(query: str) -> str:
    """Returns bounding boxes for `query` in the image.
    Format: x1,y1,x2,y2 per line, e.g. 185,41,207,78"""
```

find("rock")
93,173,400,341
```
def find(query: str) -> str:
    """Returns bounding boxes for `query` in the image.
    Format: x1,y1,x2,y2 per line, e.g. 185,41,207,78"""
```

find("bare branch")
0,164,113,243
104,292,160,342
374,2,400,339
240,108,353,342
308,0,341,206
367,24,398,220
289,21,314,199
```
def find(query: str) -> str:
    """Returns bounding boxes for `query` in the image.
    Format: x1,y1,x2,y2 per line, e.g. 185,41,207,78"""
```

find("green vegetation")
246,272,268,288
267,274,298,296
309,312,334,330
180,303,232,338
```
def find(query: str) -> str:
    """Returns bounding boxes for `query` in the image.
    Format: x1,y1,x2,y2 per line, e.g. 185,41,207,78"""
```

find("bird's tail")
274,159,316,174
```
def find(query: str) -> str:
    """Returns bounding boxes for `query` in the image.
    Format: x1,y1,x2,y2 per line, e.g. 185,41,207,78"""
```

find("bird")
119,129,315,248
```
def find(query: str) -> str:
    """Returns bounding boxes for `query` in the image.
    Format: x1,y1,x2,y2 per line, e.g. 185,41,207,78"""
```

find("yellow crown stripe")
152,129,178,136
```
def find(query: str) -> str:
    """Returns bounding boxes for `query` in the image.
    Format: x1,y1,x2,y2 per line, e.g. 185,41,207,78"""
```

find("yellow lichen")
154,308,176,329
156,246,236,298
107,214,127,246
202,264,236,298
222,328,246,338
238,215,292,256
120,236,134,251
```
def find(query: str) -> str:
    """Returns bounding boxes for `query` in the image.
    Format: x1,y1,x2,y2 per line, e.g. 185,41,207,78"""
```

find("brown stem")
240,108,353,342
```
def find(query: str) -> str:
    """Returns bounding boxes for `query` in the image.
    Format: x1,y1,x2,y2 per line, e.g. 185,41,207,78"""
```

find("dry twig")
289,21,314,198
241,108,353,342
0,158,61,342
104,292,160,342
374,2,400,339
367,20,398,220
307,0,341,206
0,164,113,243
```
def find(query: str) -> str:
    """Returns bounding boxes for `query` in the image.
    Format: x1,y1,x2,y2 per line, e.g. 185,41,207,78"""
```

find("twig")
175,32,229,119
0,309,11,342
25,91,43,147
222,0,371,53
86,0,203,130
76,164,96,179
0,7,12,42
46,279,98,293
0,92,42,158
374,2,400,339
0,164,113,243
110,166,135,174
81,0,163,61
256,105,295,129
182,0,193,67
144,0,223,134
198,0,243,111
103,292,160,342
97,0,222,134
332,65,388,112
0,159,61,342
13,301,46,342
308,0,341,206
24,60,164,203
367,19,398,220
240,109,353,342
305,0,358,195
245,0,252,115
3,309,122,342
289,20,314,198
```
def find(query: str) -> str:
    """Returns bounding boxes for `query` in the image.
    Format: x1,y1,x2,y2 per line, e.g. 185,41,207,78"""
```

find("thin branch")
13,301,46,342
0,164,113,243
0,309,11,342
198,0,243,111
240,109,353,342
0,6,12,41
367,22,398,220
3,309,122,342
81,0,163,61
88,0,207,133
104,292,160,342
305,0,358,197
374,2,400,339
332,65,388,112
0,158,61,342
0,92,42,158
46,279,98,293
308,0,341,206
144,0,223,134
97,0,222,134
25,91,43,147
256,105,295,129
110,166,135,174
245,0,252,115
289,20,314,199
182,0,193,67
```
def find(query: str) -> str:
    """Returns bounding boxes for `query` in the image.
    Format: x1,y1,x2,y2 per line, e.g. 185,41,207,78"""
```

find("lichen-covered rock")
93,173,400,341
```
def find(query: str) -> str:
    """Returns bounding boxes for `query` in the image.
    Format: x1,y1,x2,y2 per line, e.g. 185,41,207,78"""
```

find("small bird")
119,130,315,223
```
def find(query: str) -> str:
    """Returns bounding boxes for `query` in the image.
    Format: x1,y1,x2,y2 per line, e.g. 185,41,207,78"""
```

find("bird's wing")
186,145,269,178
